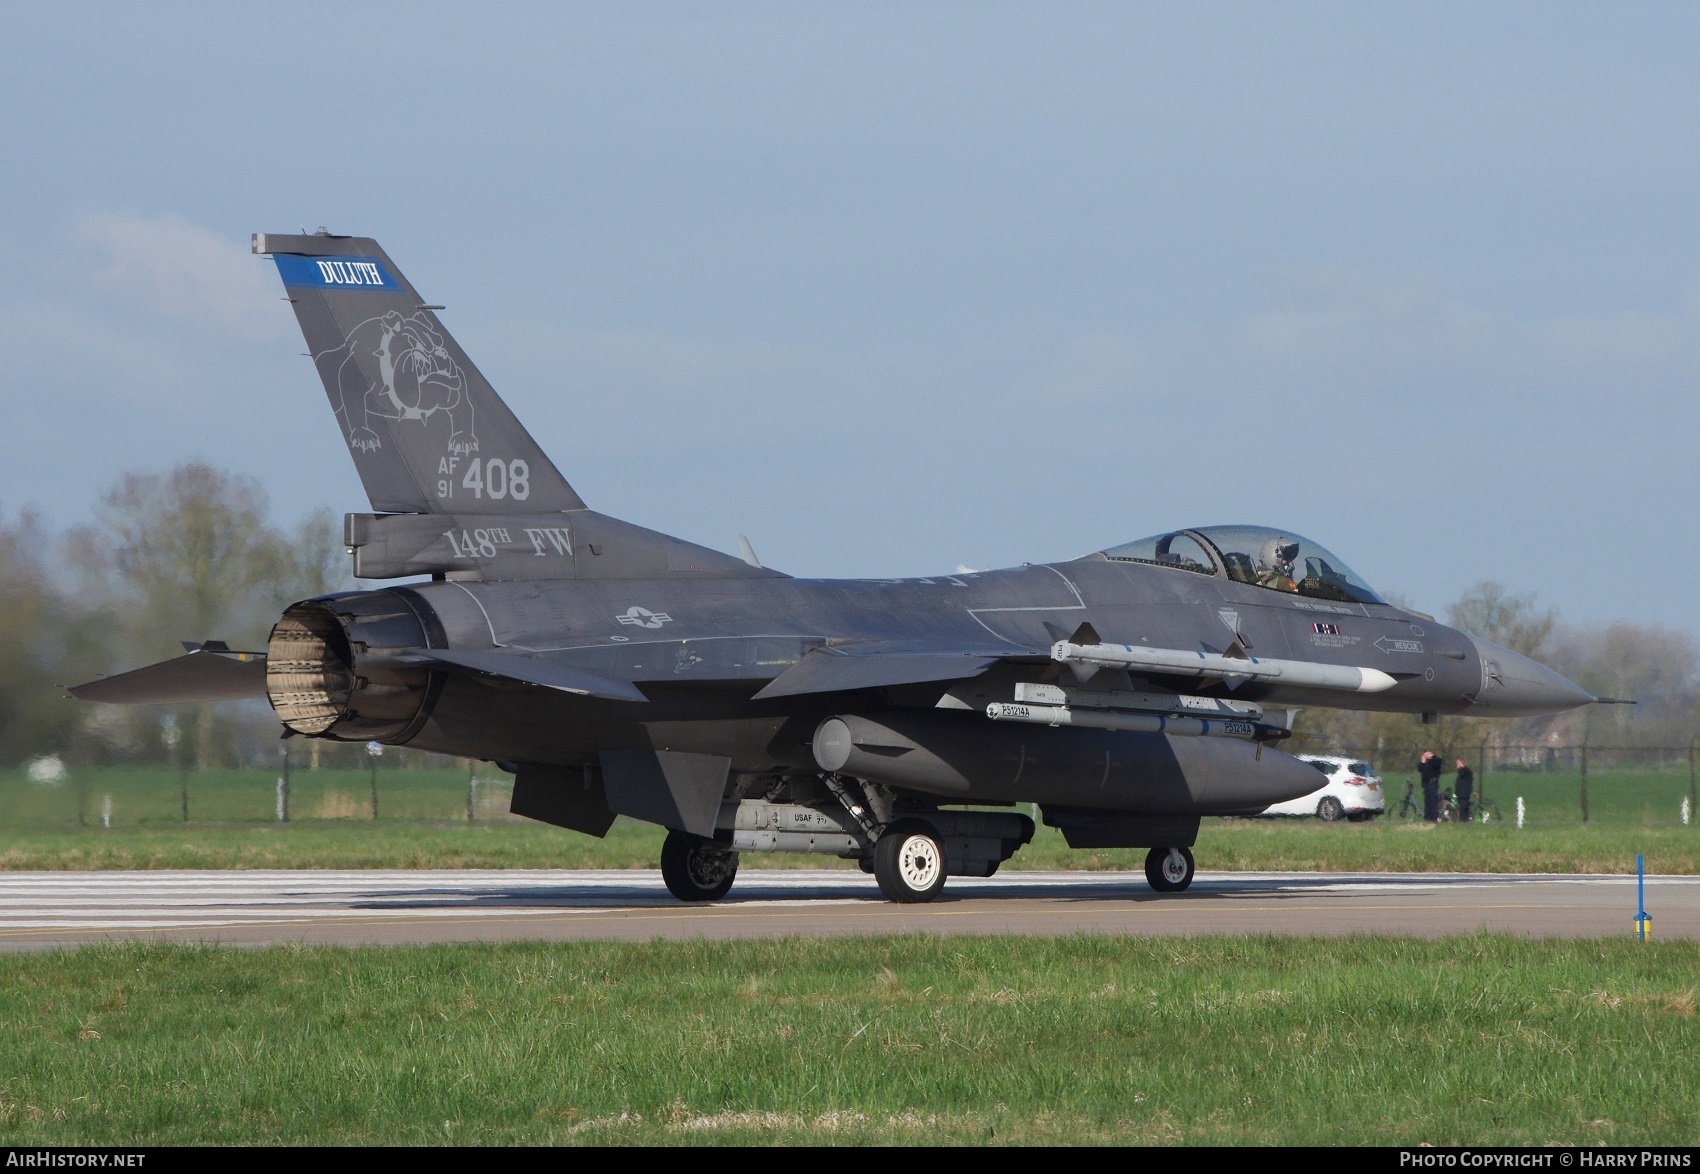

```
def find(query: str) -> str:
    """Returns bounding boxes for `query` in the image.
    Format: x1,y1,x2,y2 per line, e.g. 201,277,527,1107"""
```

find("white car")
1259,755,1385,822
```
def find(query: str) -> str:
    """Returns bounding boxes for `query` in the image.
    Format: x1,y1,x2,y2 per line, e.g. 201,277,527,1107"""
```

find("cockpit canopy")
1103,525,1386,605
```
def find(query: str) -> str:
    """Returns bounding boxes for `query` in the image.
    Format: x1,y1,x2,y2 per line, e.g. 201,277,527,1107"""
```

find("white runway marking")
0,869,1694,936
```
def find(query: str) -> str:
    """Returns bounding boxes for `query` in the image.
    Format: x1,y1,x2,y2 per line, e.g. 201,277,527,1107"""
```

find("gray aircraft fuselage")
328,556,1500,767
71,230,1598,900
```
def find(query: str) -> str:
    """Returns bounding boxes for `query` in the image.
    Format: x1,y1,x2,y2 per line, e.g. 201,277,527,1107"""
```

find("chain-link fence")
1335,743,1698,827
3,751,521,831
8,741,1699,833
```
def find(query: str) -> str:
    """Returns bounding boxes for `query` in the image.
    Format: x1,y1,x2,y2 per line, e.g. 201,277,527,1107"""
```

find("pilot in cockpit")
1256,536,1300,592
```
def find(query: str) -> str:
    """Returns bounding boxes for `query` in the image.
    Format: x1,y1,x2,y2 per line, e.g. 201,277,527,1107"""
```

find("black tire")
872,819,948,903
1144,845,1195,893
660,830,738,902
1317,796,1345,822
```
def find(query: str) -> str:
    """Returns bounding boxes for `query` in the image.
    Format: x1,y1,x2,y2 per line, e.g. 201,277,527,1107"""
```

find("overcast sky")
3,3,1697,629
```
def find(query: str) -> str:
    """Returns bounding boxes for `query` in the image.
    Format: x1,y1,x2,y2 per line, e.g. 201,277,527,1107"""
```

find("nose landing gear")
1144,845,1195,893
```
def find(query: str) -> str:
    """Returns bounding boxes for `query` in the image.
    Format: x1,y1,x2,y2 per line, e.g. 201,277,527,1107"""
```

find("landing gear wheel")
1317,796,1345,822
660,830,738,902
873,819,947,903
1144,845,1195,893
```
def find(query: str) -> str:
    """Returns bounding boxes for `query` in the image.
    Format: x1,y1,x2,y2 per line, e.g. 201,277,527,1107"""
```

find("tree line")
1,463,345,770
2,462,1696,771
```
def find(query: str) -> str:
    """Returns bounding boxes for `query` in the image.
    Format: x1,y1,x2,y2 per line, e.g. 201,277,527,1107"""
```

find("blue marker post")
1635,853,1652,942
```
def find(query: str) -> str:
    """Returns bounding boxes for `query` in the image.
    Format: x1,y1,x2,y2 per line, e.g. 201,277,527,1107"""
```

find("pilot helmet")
1261,536,1300,567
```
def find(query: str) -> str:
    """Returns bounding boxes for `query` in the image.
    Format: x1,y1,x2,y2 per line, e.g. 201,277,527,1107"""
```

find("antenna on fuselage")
737,535,763,569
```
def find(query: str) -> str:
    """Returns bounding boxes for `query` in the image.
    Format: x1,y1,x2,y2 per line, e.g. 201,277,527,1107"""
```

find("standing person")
1419,750,1444,822
1454,758,1474,823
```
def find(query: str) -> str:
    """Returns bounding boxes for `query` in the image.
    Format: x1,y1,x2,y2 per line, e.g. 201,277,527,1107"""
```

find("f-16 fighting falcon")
71,231,1599,904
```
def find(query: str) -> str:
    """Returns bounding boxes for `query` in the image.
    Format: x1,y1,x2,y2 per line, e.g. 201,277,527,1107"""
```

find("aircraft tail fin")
254,232,584,515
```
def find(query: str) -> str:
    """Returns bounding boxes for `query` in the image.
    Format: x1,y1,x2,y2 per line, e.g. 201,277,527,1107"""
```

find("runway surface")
0,868,1692,949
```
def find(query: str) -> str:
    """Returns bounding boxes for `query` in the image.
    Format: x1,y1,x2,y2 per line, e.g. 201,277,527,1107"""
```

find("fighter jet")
71,232,1598,904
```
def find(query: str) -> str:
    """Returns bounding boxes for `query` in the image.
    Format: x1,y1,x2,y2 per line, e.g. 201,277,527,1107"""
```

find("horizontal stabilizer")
69,649,267,704
752,646,1003,700
414,649,648,702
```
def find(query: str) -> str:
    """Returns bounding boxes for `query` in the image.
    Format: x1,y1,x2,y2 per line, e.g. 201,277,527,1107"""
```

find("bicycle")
1437,787,1461,823
1462,795,1503,824
1394,782,1423,820
1443,785,1504,824
1394,784,1475,822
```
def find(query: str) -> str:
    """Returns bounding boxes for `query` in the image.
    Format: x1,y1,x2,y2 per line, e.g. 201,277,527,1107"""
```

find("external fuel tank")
812,711,1321,815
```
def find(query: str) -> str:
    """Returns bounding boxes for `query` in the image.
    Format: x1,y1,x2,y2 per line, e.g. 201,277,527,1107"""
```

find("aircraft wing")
68,648,268,704
751,642,1030,700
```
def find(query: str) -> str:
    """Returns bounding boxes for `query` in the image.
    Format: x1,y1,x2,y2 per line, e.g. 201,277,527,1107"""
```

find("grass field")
0,936,1693,1145
2,765,1695,873
2,765,503,828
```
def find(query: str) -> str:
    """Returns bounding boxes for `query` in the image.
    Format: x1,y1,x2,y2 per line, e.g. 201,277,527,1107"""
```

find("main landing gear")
660,830,739,902
659,824,1196,902
872,819,948,904
651,782,1028,905
1144,845,1195,893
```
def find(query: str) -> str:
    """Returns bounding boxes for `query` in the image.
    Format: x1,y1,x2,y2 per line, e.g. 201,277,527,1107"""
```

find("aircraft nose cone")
1466,635,1594,716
